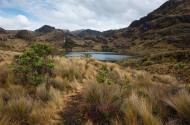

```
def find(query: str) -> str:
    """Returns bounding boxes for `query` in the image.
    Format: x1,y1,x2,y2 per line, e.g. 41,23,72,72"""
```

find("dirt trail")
55,87,86,125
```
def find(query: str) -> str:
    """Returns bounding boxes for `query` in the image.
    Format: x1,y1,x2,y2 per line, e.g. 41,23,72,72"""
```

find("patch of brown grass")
164,90,190,122
81,82,127,125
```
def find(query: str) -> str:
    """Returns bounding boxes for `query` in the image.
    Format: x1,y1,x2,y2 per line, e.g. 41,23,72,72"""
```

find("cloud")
16,15,30,25
0,0,168,31
0,14,35,29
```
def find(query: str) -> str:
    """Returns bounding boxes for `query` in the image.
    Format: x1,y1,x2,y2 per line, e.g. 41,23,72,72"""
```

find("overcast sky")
0,0,167,31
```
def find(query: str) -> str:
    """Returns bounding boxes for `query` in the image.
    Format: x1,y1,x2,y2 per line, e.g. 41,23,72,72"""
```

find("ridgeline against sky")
0,0,167,31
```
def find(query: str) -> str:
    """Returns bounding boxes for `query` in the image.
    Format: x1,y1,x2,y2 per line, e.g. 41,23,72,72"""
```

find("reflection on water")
66,52,131,61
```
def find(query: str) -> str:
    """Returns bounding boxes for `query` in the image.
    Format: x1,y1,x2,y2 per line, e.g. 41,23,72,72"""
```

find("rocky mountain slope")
35,25,56,33
0,25,106,52
0,27,6,34
72,29,102,38
0,0,189,54
106,0,190,54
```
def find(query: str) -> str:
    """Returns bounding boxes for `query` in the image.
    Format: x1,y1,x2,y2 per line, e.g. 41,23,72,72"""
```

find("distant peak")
0,27,6,34
35,25,56,33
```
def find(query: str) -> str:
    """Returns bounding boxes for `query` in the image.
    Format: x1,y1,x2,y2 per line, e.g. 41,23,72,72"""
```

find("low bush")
13,43,54,86
83,53,92,58
175,62,186,69
96,65,129,87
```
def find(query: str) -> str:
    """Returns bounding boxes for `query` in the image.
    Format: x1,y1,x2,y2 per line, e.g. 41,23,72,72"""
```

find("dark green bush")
13,43,54,86
175,62,186,69
143,60,154,66
96,65,129,87
83,53,92,58
96,65,113,85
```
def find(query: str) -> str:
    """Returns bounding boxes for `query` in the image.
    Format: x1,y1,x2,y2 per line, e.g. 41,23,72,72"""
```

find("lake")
65,52,131,61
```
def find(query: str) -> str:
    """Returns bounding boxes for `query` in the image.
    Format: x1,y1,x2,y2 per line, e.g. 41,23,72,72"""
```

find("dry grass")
0,84,63,125
81,82,127,125
54,57,87,82
127,93,162,125
164,90,190,122
0,62,10,86
0,55,188,125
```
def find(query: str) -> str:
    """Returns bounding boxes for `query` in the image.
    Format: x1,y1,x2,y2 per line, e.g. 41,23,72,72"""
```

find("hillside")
0,27,6,34
0,25,108,52
72,29,102,38
0,43,189,125
106,0,190,54
35,25,56,33
0,0,190,124
0,0,189,54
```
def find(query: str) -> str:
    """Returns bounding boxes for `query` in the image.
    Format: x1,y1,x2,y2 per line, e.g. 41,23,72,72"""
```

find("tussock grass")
81,82,127,125
36,84,55,102
0,54,188,125
164,90,190,122
128,93,162,125
0,62,10,86
1,97,33,125
54,57,86,81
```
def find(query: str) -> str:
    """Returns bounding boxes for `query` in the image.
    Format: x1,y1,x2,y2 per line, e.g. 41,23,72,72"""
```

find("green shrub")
83,53,92,58
13,43,54,86
175,62,186,69
96,65,129,88
143,60,154,66
96,65,113,84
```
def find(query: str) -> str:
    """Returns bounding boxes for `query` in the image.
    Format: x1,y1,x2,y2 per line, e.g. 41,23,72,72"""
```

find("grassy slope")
119,50,190,84
0,50,190,125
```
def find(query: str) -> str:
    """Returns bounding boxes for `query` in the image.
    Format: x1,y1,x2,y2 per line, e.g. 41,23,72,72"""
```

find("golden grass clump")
51,76,72,91
54,57,86,82
127,93,162,125
0,62,10,86
164,90,190,122
36,84,55,102
81,82,127,125
0,97,33,125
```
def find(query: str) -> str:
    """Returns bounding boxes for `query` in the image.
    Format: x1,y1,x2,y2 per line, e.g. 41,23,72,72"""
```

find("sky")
0,0,168,31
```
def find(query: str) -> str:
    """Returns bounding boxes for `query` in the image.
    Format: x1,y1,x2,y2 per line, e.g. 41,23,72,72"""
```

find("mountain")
0,0,189,54
0,27,6,34
72,29,102,38
35,25,56,33
105,0,190,54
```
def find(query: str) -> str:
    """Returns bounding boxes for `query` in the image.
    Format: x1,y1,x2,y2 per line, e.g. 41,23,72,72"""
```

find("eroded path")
55,87,86,125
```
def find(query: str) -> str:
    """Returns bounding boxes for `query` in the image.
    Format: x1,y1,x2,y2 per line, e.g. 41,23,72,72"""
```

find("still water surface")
66,52,131,61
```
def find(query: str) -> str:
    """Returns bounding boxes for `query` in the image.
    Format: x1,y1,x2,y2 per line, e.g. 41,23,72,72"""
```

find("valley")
0,0,189,125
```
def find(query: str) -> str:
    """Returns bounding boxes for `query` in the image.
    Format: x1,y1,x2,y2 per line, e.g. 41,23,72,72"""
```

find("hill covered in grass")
0,44,189,125
0,0,189,124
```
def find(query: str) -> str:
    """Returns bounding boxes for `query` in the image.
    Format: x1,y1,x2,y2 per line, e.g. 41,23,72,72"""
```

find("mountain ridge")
0,0,189,54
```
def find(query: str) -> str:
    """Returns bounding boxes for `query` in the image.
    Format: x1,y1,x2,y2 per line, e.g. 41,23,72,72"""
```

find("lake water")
65,52,131,61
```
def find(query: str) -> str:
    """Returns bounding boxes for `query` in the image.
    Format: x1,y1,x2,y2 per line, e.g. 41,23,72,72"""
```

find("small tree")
13,43,54,87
